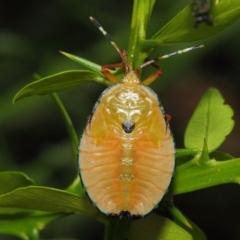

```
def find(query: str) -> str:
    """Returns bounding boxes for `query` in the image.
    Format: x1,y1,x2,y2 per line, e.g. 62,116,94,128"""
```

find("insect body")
79,71,174,219
192,0,214,27
79,17,203,219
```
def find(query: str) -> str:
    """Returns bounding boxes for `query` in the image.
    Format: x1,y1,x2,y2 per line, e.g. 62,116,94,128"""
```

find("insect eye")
122,120,135,133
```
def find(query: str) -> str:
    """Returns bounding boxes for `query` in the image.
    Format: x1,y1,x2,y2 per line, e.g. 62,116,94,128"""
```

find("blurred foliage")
1,0,240,239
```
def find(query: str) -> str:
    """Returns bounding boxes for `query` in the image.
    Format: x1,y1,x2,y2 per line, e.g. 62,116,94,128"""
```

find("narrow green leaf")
167,202,206,240
210,151,234,161
173,156,240,195
0,186,108,225
13,70,110,103
126,213,193,240
144,0,240,48
0,172,33,195
61,52,124,82
60,51,102,74
0,211,65,240
184,88,234,151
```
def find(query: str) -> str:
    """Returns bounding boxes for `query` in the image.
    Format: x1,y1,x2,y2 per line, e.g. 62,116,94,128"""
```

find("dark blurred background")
0,0,240,239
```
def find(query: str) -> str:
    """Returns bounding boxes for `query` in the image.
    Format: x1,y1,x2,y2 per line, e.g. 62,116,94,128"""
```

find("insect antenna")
90,16,129,73
139,45,204,70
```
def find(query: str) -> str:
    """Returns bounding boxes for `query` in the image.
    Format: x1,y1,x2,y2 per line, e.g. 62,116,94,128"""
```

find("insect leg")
102,62,124,84
141,61,163,86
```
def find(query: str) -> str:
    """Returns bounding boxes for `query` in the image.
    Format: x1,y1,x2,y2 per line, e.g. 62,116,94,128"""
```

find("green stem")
51,93,79,157
104,219,130,240
176,148,202,158
127,0,156,69
173,157,240,195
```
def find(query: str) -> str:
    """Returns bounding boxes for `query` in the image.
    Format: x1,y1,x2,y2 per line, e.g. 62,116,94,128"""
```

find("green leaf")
144,0,240,48
184,88,234,151
60,51,102,74
0,172,33,195
104,213,193,240
13,70,110,103
0,172,84,239
0,186,108,225
210,151,234,161
167,202,206,240
0,211,65,240
126,213,193,240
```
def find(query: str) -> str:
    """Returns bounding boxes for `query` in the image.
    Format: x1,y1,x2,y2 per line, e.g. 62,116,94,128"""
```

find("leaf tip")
12,95,19,104
59,51,75,61
59,51,68,56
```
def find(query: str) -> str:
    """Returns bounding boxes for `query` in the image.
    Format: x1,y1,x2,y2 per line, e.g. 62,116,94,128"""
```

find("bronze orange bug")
79,17,203,219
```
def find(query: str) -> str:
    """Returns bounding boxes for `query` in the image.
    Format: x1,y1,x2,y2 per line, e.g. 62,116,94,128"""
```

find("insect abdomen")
79,120,174,219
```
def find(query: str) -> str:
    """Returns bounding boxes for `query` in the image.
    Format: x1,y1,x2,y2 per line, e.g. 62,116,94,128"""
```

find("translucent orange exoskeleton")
79,17,203,219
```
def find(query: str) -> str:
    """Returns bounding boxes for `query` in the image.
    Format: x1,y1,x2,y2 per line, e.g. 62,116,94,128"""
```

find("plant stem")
127,0,156,69
173,156,240,195
51,93,79,157
104,219,131,240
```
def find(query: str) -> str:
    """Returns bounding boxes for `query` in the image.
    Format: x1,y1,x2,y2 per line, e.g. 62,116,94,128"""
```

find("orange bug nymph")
79,17,203,220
